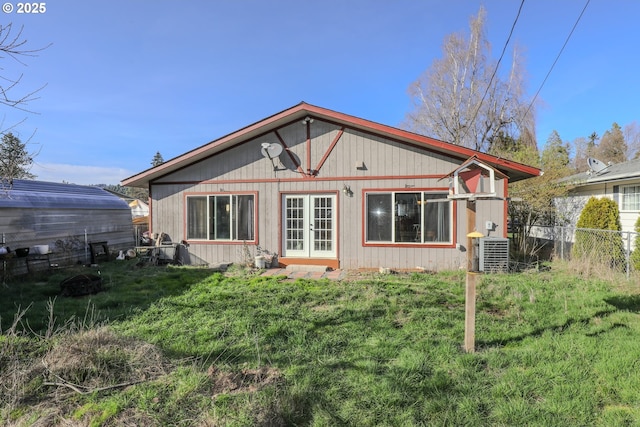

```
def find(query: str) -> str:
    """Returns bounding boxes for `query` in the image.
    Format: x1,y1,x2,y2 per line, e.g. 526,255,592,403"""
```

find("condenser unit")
479,237,509,273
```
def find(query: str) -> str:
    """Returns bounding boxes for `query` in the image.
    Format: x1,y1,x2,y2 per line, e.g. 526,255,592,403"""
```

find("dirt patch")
207,365,283,398
42,327,171,394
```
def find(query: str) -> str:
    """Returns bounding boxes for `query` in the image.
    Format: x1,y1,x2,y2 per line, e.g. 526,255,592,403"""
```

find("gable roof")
560,157,640,187
0,180,130,210
121,102,542,188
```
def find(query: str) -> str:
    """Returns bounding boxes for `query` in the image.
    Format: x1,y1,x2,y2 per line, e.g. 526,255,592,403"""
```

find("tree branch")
42,373,146,395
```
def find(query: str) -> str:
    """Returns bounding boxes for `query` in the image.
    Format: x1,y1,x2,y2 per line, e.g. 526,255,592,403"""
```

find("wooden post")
465,200,477,353
466,201,476,271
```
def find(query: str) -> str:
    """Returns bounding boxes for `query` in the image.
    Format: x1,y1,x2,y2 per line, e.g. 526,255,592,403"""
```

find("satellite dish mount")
587,157,609,175
260,142,285,171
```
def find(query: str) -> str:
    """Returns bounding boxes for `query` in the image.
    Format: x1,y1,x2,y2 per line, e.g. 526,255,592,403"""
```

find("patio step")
285,264,330,272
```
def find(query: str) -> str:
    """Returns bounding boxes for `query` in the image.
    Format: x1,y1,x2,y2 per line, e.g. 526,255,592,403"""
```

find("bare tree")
404,6,535,153
0,23,49,112
0,23,48,192
571,136,589,172
596,122,627,165
623,121,640,159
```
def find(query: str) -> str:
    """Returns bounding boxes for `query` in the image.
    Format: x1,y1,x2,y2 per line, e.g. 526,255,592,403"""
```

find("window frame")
185,192,258,243
363,189,454,247
621,185,640,211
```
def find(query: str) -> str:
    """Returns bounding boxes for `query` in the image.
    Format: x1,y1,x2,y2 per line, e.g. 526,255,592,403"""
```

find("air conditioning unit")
479,237,509,273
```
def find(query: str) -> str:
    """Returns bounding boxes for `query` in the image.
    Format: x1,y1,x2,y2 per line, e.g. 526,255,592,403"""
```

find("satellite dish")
260,142,283,160
587,157,608,175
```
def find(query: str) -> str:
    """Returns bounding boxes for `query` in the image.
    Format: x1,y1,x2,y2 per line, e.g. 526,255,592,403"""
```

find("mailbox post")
440,156,502,353
465,229,484,353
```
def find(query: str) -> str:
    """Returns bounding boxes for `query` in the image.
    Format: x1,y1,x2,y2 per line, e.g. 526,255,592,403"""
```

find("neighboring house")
122,102,540,271
128,199,149,218
103,189,150,244
557,157,640,233
0,180,135,271
103,188,150,218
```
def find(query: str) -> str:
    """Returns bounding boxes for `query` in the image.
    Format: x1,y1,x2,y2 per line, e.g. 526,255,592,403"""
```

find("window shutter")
613,185,620,206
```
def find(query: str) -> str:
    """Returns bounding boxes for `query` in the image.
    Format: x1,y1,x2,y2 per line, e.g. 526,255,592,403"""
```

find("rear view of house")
122,103,540,271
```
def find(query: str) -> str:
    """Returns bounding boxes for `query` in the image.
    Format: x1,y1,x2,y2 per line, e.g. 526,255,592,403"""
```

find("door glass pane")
313,197,332,251
286,197,305,251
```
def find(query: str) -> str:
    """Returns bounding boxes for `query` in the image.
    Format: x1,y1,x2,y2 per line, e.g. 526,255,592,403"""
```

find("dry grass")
42,327,171,394
1,321,173,425
208,365,283,399
557,257,636,291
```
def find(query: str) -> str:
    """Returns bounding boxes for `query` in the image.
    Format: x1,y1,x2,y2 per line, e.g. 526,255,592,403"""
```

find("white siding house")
558,158,640,233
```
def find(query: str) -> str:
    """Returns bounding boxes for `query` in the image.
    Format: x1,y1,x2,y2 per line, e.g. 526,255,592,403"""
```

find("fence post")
560,226,564,260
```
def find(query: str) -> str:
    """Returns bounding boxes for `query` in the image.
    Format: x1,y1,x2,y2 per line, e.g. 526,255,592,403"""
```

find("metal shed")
0,180,134,273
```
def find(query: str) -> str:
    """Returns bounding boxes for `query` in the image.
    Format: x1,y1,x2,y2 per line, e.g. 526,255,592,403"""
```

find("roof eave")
121,102,541,187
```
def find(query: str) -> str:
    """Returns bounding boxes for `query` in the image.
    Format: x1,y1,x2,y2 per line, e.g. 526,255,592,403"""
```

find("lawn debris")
60,274,103,297
41,328,171,396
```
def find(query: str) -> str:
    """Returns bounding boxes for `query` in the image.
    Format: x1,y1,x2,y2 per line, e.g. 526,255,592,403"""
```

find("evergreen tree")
541,130,570,170
630,216,640,271
572,197,624,269
151,151,165,167
0,132,35,181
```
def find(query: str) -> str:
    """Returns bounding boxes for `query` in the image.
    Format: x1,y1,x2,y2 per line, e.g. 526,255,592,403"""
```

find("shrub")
572,197,625,269
630,216,640,271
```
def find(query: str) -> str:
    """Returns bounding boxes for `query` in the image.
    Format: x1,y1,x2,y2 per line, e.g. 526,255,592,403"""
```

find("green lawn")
2,261,640,426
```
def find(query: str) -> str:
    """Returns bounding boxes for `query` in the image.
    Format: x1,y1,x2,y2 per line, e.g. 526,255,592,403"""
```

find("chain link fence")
1,231,99,282
547,226,639,279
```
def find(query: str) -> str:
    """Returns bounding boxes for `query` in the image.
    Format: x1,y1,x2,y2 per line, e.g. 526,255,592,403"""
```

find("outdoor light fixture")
301,116,314,125
342,184,353,197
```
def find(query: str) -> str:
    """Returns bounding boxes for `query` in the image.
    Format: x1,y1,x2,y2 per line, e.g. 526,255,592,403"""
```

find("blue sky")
2,0,637,185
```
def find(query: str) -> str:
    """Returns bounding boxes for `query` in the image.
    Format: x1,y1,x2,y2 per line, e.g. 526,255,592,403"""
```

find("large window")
187,194,255,241
365,192,451,244
622,185,640,211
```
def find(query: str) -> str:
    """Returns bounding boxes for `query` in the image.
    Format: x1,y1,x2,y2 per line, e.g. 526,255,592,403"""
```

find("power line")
523,0,591,124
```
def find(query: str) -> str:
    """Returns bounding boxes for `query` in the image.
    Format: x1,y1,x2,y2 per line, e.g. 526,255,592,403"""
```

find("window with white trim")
622,185,640,211
365,192,452,244
187,194,255,241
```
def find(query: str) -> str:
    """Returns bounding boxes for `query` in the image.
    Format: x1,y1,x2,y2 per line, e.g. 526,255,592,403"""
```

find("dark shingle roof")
560,158,640,187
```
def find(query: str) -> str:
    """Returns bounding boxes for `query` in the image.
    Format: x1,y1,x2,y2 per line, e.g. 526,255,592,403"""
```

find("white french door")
282,194,336,258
